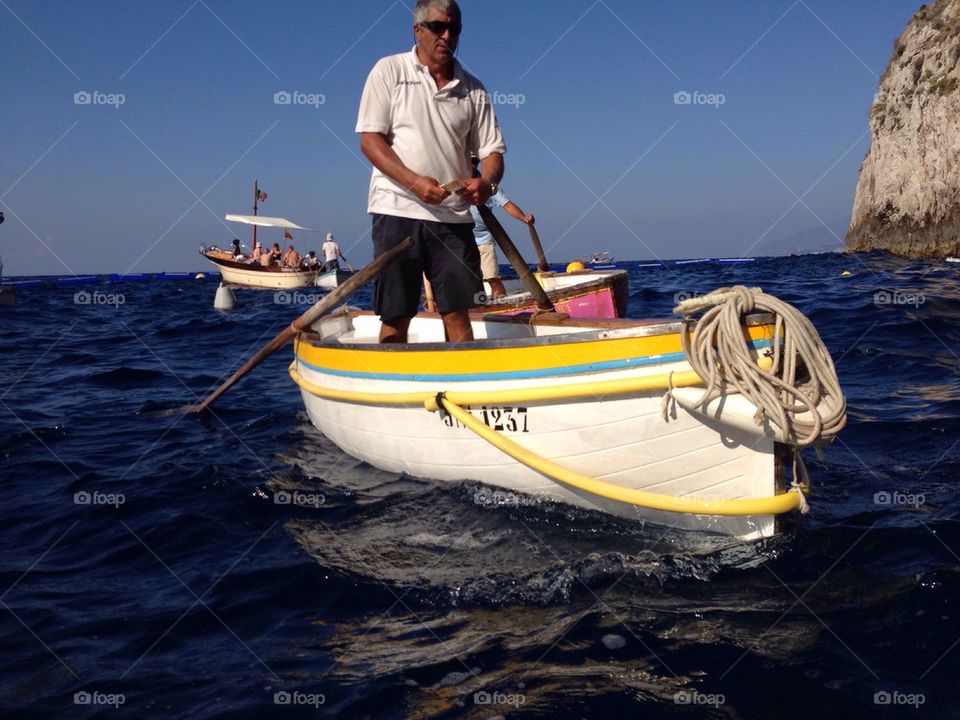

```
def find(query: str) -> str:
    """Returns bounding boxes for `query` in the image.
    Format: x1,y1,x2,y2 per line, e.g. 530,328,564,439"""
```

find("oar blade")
186,236,413,414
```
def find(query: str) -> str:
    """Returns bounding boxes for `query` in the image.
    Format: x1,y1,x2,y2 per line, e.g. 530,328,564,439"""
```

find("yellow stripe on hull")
295,323,775,377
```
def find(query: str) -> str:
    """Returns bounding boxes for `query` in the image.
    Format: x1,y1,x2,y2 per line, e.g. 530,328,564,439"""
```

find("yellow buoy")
840,270,851,277
195,272,206,280
566,260,586,273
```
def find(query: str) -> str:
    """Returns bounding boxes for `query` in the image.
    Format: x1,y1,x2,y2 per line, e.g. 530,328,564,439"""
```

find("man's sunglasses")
419,20,462,37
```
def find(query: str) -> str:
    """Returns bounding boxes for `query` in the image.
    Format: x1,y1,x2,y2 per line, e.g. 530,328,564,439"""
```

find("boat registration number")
441,406,530,433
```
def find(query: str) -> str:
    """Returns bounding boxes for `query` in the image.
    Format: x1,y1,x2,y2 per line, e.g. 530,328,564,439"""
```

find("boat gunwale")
297,310,776,353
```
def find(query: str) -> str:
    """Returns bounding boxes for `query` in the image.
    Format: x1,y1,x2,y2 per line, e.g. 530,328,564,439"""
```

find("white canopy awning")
224,214,313,231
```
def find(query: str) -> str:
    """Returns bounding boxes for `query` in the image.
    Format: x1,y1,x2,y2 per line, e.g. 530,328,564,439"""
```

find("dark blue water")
2,251,959,719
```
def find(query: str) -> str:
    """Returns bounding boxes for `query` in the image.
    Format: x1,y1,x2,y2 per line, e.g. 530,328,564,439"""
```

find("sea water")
0,250,957,718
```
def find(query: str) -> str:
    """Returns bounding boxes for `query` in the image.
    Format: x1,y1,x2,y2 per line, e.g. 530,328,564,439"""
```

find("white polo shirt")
356,47,506,224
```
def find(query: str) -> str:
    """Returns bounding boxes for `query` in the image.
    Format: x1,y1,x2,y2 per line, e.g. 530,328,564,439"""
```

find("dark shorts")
371,213,482,321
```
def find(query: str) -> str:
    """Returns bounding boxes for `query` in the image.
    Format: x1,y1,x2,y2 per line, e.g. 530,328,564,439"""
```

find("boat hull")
292,312,789,540
315,268,354,290
0,286,14,306
202,251,318,289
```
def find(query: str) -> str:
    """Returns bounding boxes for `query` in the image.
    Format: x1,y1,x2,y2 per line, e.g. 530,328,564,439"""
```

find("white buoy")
213,283,236,310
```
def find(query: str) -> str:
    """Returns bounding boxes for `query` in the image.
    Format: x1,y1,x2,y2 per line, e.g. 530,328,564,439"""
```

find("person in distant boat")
231,238,243,259
301,250,320,269
468,158,533,302
251,241,262,264
268,243,283,266
357,0,505,343
282,244,301,268
321,233,342,272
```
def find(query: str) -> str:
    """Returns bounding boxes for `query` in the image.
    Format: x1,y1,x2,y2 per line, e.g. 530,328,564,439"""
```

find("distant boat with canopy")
200,214,327,290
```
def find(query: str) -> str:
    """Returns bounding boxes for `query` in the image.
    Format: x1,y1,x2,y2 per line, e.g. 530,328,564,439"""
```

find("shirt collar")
408,45,463,90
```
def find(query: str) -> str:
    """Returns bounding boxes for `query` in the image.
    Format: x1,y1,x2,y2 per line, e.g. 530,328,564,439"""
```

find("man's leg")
441,309,473,342
422,273,437,313
371,214,420,343
478,245,505,301
425,221,482,342
379,317,411,343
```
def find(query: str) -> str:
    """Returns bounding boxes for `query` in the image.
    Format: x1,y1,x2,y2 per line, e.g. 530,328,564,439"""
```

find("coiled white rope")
672,286,847,449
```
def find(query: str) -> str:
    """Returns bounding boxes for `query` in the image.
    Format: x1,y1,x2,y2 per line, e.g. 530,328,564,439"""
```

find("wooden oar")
477,204,556,313
527,222,549,273
188,237,412,413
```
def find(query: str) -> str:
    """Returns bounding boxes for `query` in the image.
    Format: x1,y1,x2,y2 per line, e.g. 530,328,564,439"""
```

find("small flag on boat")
284,230,293,240
257,190,268,202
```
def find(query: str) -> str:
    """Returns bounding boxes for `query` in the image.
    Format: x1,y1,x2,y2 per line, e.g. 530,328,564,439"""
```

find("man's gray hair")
414,0,460,24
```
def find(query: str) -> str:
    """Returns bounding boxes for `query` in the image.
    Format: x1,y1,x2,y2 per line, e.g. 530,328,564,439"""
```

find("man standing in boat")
468,157,534,303
322,232,342,272
357,0,505,343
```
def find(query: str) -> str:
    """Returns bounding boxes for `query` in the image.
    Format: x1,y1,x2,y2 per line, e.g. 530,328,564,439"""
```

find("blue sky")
0,0,922,275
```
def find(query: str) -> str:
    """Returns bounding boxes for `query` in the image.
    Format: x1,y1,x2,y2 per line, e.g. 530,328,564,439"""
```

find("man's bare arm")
359,132,450,205
503,201,534,225
479,152,504,187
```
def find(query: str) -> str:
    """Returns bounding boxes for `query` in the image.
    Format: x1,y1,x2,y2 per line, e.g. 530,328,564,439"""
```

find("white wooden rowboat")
289,308,832,541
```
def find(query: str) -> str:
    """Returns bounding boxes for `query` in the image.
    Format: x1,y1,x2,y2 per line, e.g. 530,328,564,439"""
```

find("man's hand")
523,213,535,225
410,175,451,205
455,177,493,206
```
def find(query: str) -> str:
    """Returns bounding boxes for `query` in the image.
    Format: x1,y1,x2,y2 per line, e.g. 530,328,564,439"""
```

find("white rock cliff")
846,0,960,256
